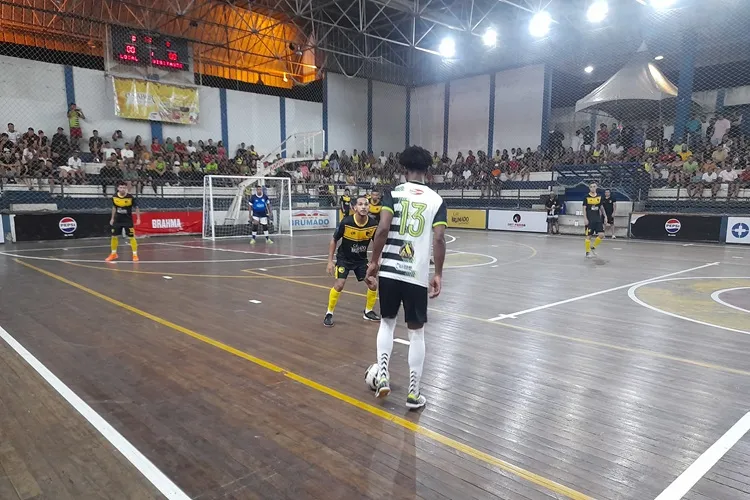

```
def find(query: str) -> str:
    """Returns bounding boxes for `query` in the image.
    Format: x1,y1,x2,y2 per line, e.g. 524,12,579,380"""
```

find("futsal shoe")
323,313,334,327
105,253,118,262
132,254,140,262
375,377,390,399
266,238,274,244
406,392,427,410
585,252,592,258
591,247,598,256
363,310,381,322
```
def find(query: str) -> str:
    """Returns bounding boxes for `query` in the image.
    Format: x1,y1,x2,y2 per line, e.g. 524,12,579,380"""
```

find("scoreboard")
110,25,190,71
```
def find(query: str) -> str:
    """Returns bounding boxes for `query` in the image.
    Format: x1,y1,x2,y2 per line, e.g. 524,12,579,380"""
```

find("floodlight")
529,11,552,38
654,55,664,61
438,37,456,58
587,1,608,23
482,28,497,47
584,65,594,74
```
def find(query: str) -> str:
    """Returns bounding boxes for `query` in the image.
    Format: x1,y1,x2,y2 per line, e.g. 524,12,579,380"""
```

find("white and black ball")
364,363,379,391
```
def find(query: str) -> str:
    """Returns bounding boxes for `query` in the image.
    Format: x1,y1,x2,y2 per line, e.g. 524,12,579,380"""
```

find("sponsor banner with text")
630,213,722,242
137,211,203,235
14,213,112,241
291,209,338,230
488,210,548,233
112,77,199,124
446,209,487,230
726,217,750,244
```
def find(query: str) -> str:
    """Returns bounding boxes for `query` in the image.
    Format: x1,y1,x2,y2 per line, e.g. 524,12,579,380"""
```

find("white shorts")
252,215,268,225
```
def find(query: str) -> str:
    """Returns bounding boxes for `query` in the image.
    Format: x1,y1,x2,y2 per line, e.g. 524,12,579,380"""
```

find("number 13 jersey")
380,181,447,288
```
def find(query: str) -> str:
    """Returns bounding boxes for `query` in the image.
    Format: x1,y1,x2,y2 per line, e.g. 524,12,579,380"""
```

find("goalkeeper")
249,184,273,244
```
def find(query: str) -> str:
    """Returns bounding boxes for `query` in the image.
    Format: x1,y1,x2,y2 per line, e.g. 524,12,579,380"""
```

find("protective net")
0,1,748,234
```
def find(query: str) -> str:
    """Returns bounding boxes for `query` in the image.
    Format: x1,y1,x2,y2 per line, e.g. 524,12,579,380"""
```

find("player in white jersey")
365,146,447,410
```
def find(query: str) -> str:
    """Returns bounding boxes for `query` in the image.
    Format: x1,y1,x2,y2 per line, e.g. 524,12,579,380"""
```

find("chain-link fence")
1,1,749,219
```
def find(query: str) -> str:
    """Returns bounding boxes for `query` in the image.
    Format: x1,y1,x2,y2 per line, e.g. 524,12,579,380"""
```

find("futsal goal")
202,175,292,240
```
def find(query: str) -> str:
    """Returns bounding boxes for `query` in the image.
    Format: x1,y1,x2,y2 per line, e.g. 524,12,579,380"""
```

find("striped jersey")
379,181,447,287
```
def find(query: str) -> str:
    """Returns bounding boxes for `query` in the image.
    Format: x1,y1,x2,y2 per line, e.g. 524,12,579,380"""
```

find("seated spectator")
216,140,226,159
89,130,103,158
111,130,124,149
0,148,19,185
681,154,700,187
6,122,20,144
712,146,727,168
701,164,720,198
151,137,161,154
101,141,117,161
205,139,217,155
186,140,196,154
99,158,121,195
61,150,85,184
121,143,135,160
739,163,750,191
718,163,740,198
133,135,145,159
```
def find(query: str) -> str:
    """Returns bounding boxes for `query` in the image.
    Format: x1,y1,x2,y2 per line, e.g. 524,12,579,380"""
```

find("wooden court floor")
1,230,749,500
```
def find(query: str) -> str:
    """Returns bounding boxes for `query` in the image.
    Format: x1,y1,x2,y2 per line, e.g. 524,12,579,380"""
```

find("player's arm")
582,198,589,225
367,191,394,277
264,196,272,219
109,205,116,226
430,201,448,298
612,201,616,215
133,197,141,225
327,221,345,275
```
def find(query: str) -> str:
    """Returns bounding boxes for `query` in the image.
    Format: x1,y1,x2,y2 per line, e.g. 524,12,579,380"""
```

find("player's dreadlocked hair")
399,145,432,173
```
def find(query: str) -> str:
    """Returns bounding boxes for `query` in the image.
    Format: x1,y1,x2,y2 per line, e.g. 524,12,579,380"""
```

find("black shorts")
112,223,135,237
335,260,367,281
585,219,604,236
603,213,614,225
379,276,428,325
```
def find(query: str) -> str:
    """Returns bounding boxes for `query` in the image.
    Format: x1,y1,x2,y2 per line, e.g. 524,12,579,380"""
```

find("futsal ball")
364,364,379,391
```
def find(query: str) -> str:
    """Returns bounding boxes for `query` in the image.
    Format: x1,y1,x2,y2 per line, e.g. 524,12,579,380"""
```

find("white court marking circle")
710,287,750,315
628,276,750,336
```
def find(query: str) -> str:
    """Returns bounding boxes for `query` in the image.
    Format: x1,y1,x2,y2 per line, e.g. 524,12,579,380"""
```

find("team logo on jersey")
409,187,424,195
59,217,77,235
399,242,415,260
665,218,681,234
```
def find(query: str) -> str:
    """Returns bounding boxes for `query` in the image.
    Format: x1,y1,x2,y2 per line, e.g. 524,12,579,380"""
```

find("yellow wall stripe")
15,259,593,500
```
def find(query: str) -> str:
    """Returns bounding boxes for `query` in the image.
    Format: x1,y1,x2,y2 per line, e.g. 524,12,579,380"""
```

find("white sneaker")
406,392,426,410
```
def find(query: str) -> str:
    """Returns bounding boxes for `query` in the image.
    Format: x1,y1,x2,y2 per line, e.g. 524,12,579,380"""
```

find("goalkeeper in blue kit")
249,185,273,244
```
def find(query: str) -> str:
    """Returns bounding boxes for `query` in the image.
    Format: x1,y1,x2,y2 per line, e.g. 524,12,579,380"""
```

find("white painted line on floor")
154,242,330,262
491,265,499,268
612,247,622,250
654,412,750,500
394,338,410,345
0,325,190,500
488,262,720,321
710,287,750,314
683,243,695,247
257,268,268,271
248,299,262,304
733,256,743,259
162,276,173,280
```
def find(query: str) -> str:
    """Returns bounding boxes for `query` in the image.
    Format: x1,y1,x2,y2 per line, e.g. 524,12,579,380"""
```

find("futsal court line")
238,268,750,378
0,324,191,500
153,242,330,262
710,287,750,315
654,411,750,500
14,259,593,500
487,262,720,321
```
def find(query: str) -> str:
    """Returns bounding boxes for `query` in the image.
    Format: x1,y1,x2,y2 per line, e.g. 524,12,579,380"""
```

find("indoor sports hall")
1,230,749,500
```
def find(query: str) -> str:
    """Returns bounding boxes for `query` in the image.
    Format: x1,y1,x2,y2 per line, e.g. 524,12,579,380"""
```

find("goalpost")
202,175,293,240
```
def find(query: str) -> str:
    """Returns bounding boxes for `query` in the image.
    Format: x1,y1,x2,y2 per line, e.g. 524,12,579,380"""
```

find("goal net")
202,175,292,240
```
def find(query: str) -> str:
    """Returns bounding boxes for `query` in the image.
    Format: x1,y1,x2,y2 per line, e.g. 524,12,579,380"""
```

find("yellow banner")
112,77,199,124
446,209,487,229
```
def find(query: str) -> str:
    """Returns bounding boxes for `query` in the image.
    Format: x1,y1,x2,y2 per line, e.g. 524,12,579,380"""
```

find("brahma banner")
291,209,338,231
112,77,199,124
137,211,203,235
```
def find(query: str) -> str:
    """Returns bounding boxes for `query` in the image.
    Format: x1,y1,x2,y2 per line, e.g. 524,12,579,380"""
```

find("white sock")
251,232,257,239
264,230,270,238
408,327,425,395
376,317,396,380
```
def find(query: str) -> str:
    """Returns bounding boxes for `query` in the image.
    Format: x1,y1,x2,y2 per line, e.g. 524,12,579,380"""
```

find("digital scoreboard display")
111,25,190,71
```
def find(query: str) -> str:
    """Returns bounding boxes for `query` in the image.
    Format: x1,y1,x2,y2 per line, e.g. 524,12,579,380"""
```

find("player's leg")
250,216,259,244
402,282,429,410
609,216,617,239
324,264,349,327
553,216,560,234
106,225,120,261
374,277,401,399
261,217,272,243
356,263,380,321
127,227,139,262
591,220,604,255
584,226,592,257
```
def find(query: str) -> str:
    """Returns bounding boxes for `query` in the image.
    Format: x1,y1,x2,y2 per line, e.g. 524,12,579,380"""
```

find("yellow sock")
365,288,377,312
110,236,118,253
585,239,591,253
327,288,341,314
593,236,602,249
130,237,138,254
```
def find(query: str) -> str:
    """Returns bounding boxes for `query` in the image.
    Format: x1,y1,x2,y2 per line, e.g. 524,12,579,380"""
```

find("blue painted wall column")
443,81,450,156
219,88,229,150
487,73,496,156
279,97,287,158
150,121,163,144
63,65,75,109
715,88,726,114
405,87,411,148
540,65,553,150
367,79,373,154
673,35,698,143
322,74,329,152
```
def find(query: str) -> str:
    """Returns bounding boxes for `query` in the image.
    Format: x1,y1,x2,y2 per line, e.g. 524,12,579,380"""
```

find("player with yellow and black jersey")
582,181,605,258
367,188,383,222
106,181,141,262
325,195,380,327
339,188,352,218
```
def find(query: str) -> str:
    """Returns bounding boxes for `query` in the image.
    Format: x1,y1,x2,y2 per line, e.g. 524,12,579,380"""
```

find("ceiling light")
650,0,677,9
587,1,608,23
584,65,594,74
438,37,456,58
529,11,552,37
654,55,664,60
482,28,497,47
